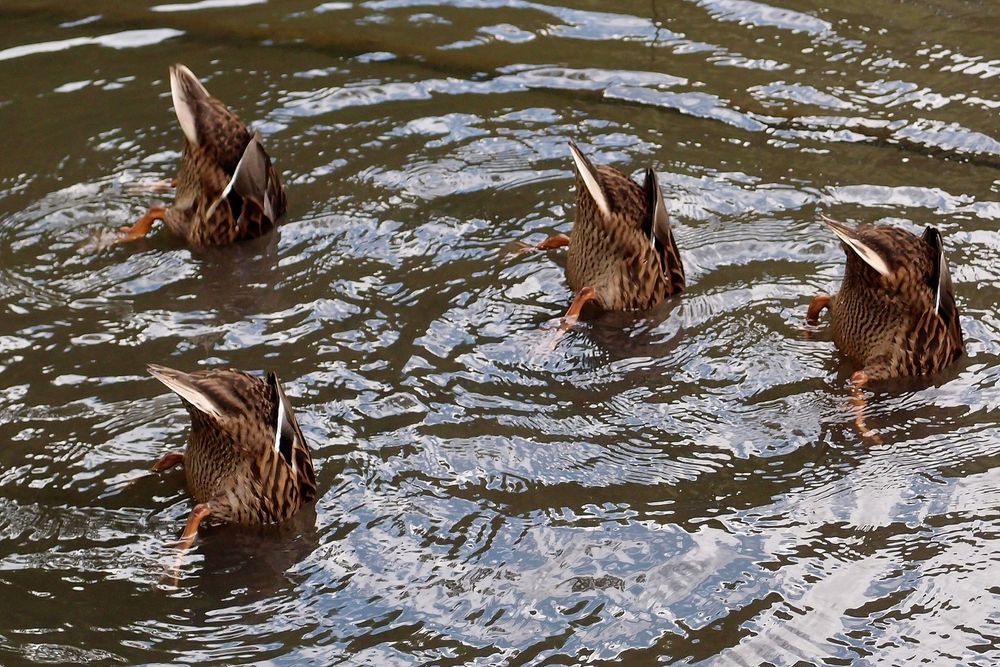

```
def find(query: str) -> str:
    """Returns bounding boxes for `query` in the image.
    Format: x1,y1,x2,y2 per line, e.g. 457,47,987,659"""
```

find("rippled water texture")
1,0,999,664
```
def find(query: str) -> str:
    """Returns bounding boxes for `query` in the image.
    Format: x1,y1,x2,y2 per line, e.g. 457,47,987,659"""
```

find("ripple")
0,29,184,62
152,0,266,12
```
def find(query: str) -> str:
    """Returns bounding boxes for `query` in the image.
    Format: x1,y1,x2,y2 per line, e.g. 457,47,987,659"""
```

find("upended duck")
146,364,317,552
115,64,286,246
807,214,964,385
521,142,685,332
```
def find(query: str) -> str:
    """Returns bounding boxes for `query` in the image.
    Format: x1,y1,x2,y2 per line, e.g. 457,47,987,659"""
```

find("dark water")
1,0,999,664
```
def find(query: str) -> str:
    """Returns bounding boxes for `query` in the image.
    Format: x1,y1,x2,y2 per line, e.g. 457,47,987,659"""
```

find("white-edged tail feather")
821,214,891,277
643,167,670,255
272,391,286,456
169,64,209,146
934,242,947,317
269,373,298,475
569,142,610,219
147,364,224,420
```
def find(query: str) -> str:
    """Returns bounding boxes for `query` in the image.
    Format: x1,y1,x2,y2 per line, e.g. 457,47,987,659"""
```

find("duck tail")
169,64,211,146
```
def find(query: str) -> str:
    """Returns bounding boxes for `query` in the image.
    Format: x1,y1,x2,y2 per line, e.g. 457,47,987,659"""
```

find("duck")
146,364,317,551
116,64,286,246
806,214,964,385
522,141,685,329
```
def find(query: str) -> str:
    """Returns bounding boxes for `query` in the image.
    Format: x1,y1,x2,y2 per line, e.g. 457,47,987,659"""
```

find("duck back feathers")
148,364,317,525
821,215,964,379
565,142,685,311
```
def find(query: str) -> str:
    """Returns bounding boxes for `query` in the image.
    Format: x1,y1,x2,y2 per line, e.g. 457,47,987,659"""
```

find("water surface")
1,0,999,664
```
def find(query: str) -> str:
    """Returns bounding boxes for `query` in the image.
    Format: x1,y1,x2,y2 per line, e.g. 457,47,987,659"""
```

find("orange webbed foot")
118,451,185,492
79,207,167,253
503,233,571,258
848,369,883,444
160,502,212,586
151,451,184,473
806,294,831,325
535,234,571,251
117,207,166,243
536,286,598,354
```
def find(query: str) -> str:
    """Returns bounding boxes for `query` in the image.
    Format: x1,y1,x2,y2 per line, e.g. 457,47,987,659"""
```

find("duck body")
148,364,316,528
565,142,685,312
115,65,287,248
810,216,963,382
166,64,287,246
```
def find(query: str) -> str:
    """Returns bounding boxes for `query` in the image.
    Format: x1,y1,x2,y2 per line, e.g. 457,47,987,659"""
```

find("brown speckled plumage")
164,64,286,246
566,142,685,311
809,216,963,381
148,364,316,527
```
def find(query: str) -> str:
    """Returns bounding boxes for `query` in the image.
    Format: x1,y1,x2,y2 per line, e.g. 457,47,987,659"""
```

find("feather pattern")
162,64,287,246
148,364,317,526
813,215,964,381
565,142,685,311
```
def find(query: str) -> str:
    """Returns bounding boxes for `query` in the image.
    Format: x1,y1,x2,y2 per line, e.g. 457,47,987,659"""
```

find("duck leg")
506,233,570,257
806,294,831,324
538,286,599,353
176,502,212,552
161,502,213,586
561,286,598,329
118,207,167,243
119,451,184,491
151,451,184,473
78,206,168,253
849,361,889,443
534,234,571,251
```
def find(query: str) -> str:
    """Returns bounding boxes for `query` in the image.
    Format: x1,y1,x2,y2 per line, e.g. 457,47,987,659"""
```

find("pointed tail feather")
265,372,317,501
266,372,296,472
922,226,958,325
169,64,211,146
820,214,891,277
643,167,686,291
230,131,269,206
568,141,610,219
147,364,224,420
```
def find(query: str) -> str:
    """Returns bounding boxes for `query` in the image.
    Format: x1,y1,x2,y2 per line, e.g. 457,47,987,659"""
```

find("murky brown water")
1,0,999,664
